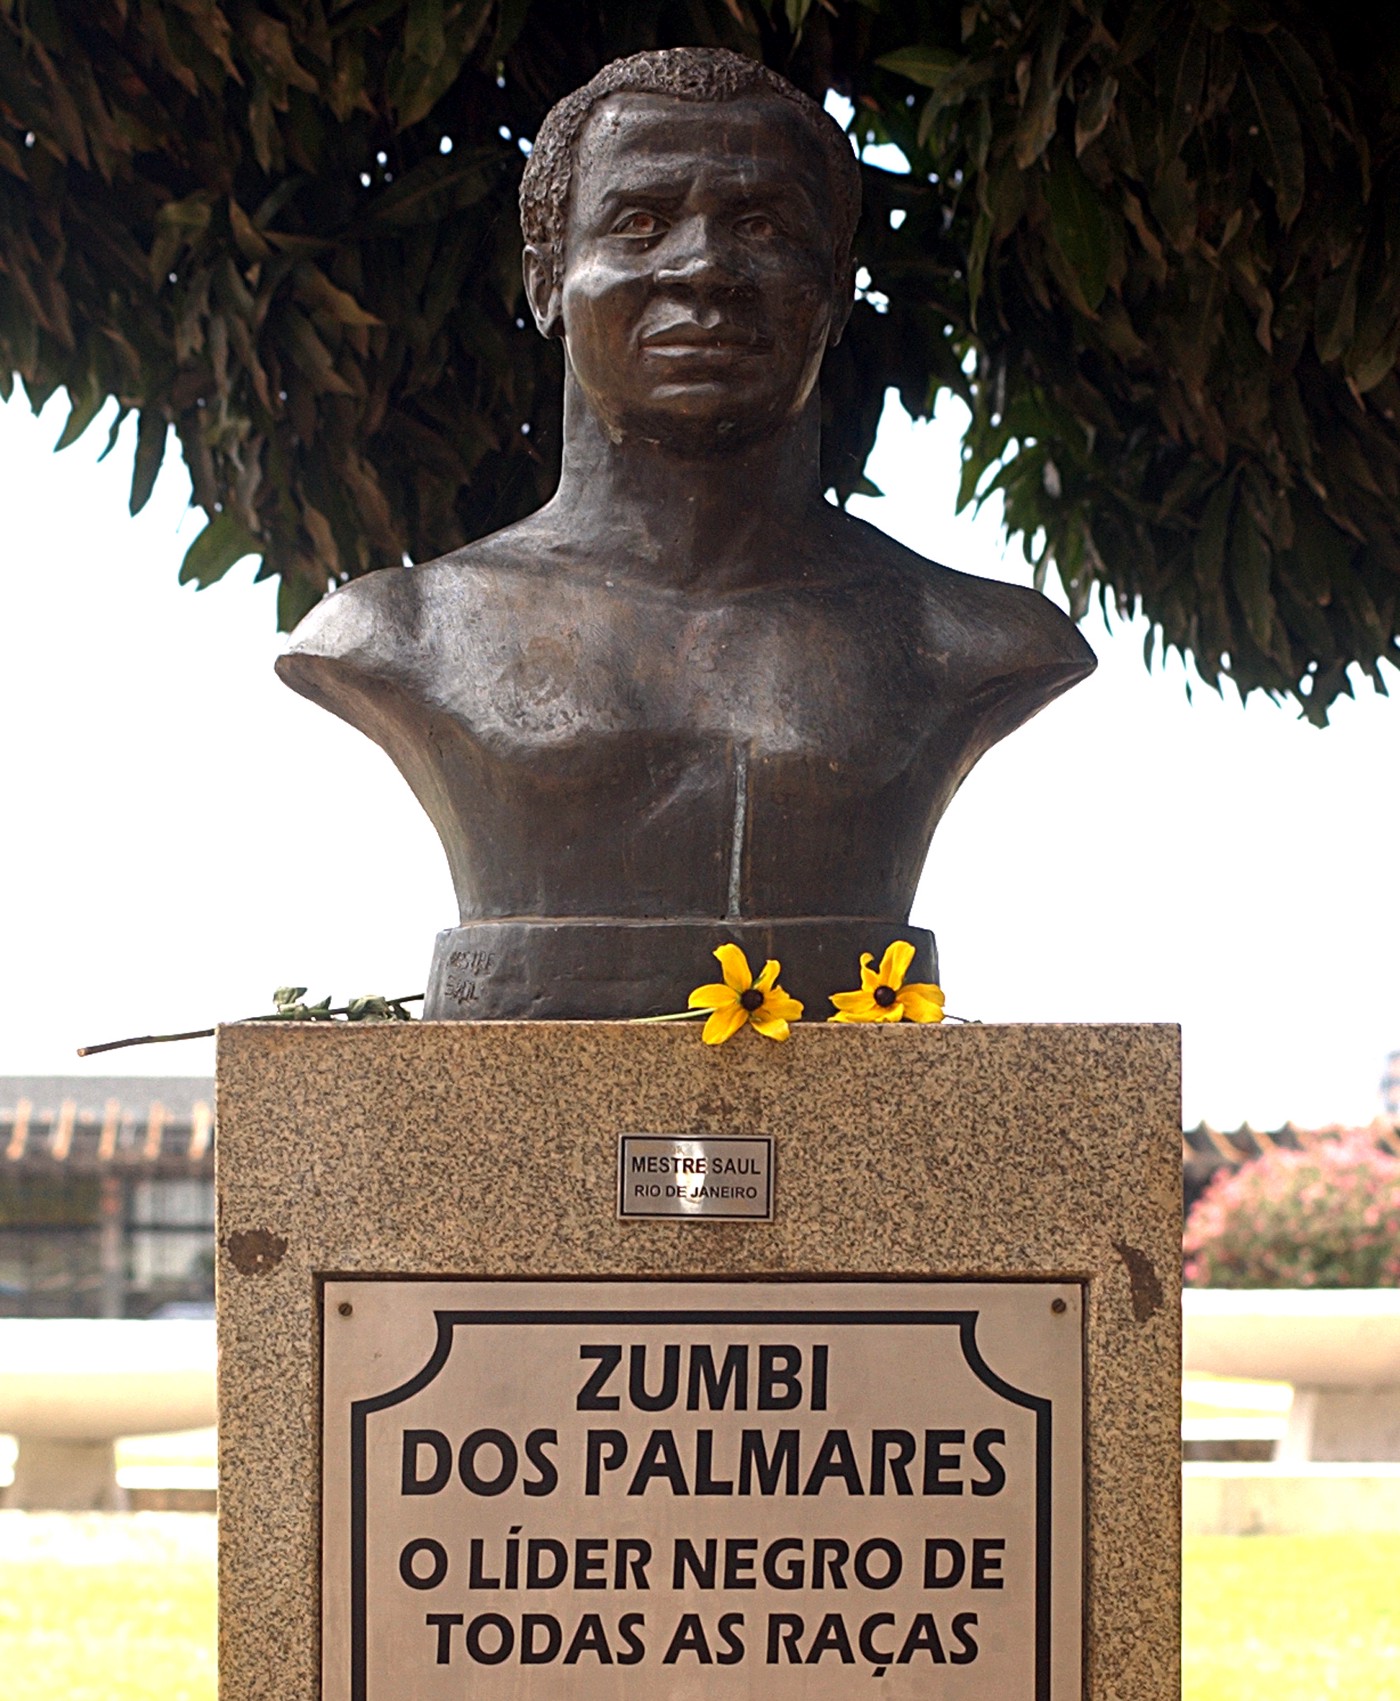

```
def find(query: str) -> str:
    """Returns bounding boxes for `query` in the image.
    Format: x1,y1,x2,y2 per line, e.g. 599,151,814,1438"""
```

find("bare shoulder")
831,509,1096,688
275,530,537,701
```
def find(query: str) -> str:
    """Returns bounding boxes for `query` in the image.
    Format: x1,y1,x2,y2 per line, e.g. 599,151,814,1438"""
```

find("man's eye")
613,211,663,236
736,214,778,239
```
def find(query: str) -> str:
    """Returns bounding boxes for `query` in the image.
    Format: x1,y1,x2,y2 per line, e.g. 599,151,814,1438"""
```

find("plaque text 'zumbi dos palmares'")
321,1278,1084,1701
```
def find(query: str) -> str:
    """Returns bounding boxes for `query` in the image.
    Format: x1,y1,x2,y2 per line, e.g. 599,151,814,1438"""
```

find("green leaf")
277,566,325,630
282,307,356,395
967,204,993,325
1042,153,1122,313
1241,60,1305,228
875,46,964,89
97,403,131,462
1013,4,1068,171
149,191,213,285
1193,473,1237,590
129,410,167,515
1075,73,1118,158
1265,27,1335,166
300,501,342,575
179,510,262,589
392,0,492,129
1229,503,1275,651
1315,245,1362,364
1157,19,1207,160
1148,157,1196,252
488,0,529,61
54,375,104,450
368,151,501,226
229,199,271,260
294,264,382,327
1348,322,1400,395
1118,0,1177,67
244,12,319,94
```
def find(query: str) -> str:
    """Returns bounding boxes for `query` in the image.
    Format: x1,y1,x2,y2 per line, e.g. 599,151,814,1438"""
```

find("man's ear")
826,260,857,350
523,244,563,339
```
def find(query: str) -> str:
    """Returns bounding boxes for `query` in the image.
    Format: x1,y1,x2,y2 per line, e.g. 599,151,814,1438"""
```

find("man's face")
537,93,848,451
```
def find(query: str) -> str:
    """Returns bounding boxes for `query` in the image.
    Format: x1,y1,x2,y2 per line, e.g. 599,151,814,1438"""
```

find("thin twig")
78,1026,219,1057
77,996,425,1058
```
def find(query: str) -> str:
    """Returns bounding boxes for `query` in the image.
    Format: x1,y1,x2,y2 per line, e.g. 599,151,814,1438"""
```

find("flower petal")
828,990,875,1013
755,958,782,993
877,940,917,989
858,952,879,992
702,1003,749,1045
897,983,945,1023
713,943,753,994
830,1000,885,1023
688,982,737,1011
761,990,804,1024
749,1013,792,1042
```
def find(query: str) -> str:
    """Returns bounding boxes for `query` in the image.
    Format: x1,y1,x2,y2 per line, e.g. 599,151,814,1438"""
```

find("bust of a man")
278,48,1094,1019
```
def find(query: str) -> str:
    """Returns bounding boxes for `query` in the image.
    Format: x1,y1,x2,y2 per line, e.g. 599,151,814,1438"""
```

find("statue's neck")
541,374,827,592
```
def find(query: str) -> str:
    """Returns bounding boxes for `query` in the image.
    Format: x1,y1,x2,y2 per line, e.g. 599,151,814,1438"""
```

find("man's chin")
616,395,788,457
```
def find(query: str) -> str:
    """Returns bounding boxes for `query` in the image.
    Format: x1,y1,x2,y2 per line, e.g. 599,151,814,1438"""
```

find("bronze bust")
278,48,1095,1019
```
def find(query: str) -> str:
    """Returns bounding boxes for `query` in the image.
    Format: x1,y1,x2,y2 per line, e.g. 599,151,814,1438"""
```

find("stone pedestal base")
217,1021,1180,1701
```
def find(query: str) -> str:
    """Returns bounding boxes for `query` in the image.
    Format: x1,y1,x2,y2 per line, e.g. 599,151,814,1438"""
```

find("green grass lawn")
1184,1534,1400,1700
2,1517,1399,1698
0,1514,215,1701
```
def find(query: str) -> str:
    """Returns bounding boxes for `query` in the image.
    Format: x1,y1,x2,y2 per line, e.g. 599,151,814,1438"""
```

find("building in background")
0,1078,213,1318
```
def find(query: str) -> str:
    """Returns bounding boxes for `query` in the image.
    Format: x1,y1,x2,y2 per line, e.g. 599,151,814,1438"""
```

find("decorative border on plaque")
346,1303,1055,1701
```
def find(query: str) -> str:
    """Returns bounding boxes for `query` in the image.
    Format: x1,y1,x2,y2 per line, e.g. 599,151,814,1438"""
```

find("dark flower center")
873,985,898,1008
740,988,765,1012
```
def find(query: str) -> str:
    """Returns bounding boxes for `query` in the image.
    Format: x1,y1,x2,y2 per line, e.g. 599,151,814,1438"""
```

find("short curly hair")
520,47,861,286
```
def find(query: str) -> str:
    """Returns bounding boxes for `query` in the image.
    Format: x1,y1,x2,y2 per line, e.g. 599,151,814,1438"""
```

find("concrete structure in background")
1184,1288,1400,1462
1184,1463,1400,1536
0,1316,215,1508
0,1077,214,1318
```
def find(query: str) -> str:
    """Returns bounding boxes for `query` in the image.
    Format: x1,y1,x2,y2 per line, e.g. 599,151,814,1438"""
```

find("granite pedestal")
216,1020,1180,1700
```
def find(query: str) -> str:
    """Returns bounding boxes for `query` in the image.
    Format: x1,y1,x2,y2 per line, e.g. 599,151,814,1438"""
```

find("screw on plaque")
1051,1298,1067,1314
338,1301,353,1317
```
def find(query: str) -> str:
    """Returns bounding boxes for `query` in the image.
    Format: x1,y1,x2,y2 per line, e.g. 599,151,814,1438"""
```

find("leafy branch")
76,989,422,1058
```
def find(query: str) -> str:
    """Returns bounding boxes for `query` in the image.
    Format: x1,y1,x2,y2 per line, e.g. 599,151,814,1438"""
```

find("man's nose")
653,218,754,295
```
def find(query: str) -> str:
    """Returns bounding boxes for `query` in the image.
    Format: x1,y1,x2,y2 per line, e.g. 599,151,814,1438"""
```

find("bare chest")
418,580,948,776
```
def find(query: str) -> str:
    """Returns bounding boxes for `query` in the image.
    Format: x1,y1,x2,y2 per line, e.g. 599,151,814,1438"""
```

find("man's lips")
640,324,771,353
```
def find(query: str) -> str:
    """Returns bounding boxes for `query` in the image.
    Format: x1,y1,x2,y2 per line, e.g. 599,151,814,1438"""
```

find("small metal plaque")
617,1134,774,1221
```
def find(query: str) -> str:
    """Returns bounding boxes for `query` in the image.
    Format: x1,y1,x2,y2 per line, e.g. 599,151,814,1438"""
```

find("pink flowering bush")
1184,1132,1400,1287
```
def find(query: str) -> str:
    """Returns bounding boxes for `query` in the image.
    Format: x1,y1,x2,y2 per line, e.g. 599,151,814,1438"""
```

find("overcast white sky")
1,388,1396,1128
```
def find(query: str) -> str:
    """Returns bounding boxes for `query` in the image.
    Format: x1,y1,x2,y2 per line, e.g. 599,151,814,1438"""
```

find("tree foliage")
1,0,1398,721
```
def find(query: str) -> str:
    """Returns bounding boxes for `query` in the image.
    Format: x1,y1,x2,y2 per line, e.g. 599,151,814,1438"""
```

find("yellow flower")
828,941,946,1024
687,944,804,1045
